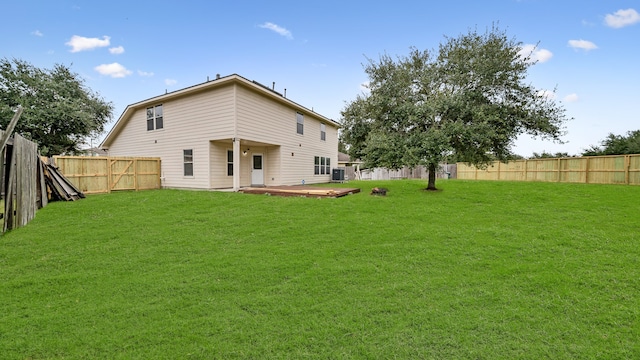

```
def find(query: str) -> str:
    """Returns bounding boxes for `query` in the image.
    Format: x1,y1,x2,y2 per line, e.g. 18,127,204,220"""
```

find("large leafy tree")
340,26,569,190
0,58,114,156
582,130,640,156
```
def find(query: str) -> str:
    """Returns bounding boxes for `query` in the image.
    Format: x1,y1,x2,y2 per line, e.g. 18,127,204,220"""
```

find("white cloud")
563,93,579,102
66,35,110,52
604,8,640,28
581,19,596,27
165,79,177,86
31,30,43,37
94,63,132,78
259,22,293,39
138,70,154,77
518,44,553,64
109,46,125,54
537,89,556,100
568,39,598,51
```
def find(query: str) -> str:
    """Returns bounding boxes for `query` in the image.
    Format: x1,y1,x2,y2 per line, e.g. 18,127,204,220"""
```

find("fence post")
625,155,630,185
107,157,113,193
585,157,590,184
134,158,138,191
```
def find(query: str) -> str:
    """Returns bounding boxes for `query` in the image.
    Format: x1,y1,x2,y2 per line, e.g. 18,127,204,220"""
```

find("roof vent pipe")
284,88,287,98
216,73,220,79
272,82,275,90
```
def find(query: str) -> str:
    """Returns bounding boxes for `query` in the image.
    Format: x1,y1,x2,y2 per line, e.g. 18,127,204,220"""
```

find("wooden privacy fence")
457,154,640,185
358,164,457,180
53,156,161,194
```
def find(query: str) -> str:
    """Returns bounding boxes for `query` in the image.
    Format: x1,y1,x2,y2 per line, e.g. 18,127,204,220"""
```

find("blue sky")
2,0,639,156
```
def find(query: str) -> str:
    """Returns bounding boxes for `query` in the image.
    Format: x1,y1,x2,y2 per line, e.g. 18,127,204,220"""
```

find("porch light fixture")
243,148,250,155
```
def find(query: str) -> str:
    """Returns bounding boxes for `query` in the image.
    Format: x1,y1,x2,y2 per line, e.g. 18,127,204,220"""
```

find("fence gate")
110,158,136,191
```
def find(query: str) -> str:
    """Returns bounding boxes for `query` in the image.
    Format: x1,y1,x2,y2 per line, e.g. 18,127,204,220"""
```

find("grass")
1,180,639,359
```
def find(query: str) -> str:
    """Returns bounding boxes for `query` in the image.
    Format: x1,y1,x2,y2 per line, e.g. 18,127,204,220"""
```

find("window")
147,104,164,131
296,112,304,135
146,107,154,131
314,156,331,175
227,150,233,176
320,123,326,141
253,155,263,170
183,149,193,176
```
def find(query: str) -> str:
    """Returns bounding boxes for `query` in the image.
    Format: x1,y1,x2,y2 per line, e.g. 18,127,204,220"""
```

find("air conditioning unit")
332,168,345,182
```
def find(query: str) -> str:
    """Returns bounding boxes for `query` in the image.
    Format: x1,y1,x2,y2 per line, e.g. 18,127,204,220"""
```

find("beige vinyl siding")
209,142,234,188
264,146,281,186
235,85,338,185
108,85,236,189
280,113,338,185
236,86,294,144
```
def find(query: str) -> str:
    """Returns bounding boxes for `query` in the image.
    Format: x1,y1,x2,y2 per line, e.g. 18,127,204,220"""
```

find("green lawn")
1,180,639,359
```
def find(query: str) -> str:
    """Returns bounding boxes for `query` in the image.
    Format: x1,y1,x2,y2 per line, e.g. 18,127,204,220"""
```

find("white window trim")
147,104,164,131
183,149,194,177
314,156,331,175
227,149,233,177
296,112,304,135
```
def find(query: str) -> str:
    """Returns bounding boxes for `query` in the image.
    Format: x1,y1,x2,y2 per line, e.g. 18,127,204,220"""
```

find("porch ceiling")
210,138,279,147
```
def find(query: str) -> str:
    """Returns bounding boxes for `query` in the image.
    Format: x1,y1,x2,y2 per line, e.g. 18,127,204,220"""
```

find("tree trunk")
426,162,437,190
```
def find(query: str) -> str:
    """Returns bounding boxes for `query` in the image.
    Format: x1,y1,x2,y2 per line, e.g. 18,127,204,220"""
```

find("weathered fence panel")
458,154,640,185
53,156,161,194
3,133,45,231
14,135,39,228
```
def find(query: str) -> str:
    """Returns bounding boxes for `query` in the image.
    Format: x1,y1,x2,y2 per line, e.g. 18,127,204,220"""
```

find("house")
78,147,108,157
338,151,363,180
337,151,363,169
100,74,339,190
